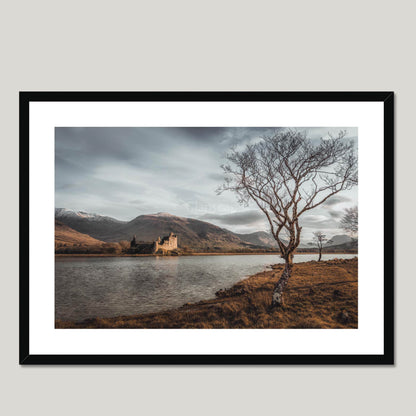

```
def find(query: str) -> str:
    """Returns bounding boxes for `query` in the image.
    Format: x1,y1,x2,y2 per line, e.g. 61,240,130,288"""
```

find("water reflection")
55,254,357,321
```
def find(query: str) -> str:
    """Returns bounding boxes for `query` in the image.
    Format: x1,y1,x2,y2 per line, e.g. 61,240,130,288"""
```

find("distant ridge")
55,208,126,241
55,208,354,252
325,234,354,246
55,220,104,246
56,209,256,251
233,231,278,248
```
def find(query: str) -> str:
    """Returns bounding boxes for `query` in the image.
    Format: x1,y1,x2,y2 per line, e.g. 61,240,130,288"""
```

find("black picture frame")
20,91,394,365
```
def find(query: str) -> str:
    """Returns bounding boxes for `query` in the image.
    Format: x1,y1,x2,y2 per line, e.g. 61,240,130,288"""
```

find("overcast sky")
55,127,358,241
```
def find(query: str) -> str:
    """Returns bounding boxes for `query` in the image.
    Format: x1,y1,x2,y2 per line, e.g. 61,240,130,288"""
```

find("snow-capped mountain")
55,208,123,222
55,208,126,240
147,212,177,217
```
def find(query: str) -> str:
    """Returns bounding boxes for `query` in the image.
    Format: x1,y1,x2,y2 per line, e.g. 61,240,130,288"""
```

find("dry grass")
56,258,358,329
55,220,104,246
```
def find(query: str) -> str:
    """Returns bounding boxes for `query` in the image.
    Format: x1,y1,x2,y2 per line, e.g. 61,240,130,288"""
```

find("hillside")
55,208,126,240
324,239,358,251
56,210,258,251
55,220,104,246
55,208,356,253
110,213,255,251
233,231,278,247
325,234,354,246
234,231,312,249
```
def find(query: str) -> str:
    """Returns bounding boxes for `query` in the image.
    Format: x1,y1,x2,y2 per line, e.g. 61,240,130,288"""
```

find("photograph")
54,126,359,329
20,91,392,364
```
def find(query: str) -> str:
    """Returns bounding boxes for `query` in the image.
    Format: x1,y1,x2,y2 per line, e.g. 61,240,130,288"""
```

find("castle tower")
168,232,177,249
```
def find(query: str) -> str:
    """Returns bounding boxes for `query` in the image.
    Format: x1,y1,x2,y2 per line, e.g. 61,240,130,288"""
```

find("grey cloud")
328,210,342,219
322,195,352,206
303,127,358,140
208,173,224,181
175,127,228,143
56,127,358,233
199,210,264,225
299,214,339,229
218,127,278,147
56,183,77,191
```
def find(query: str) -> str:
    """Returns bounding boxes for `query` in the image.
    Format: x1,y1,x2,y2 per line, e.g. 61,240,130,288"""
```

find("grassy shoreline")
56,257,358,329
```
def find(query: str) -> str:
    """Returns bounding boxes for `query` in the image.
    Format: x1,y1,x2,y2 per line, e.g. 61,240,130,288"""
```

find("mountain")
325,234,354,247
233,231,278,247
234,231,311,248
55,209,356,252
55,210,258,251
325,235,357,251
55,208,126,240
114,213,258,251
55,220,105,246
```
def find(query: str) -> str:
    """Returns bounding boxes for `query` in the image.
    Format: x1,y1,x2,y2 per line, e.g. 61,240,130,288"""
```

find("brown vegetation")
56,258,358,329
55,220,131,254
55,220,103,246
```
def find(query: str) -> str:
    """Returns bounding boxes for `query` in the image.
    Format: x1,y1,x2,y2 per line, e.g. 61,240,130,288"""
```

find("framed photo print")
20,91,394,364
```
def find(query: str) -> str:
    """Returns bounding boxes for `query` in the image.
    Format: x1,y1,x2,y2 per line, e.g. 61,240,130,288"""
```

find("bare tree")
308,232,333,260
340,206,358,239
219,129,357,307
310,231,329,262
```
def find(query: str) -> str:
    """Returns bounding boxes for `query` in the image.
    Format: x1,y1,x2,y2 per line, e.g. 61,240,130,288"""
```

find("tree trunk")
318,249,322,262
271,255,293,307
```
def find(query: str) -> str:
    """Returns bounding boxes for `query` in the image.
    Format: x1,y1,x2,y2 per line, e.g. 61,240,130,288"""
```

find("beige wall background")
1,1,413,415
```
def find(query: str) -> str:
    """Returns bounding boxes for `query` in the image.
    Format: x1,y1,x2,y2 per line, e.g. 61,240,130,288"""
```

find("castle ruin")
130,232,178,254
153,232,178,252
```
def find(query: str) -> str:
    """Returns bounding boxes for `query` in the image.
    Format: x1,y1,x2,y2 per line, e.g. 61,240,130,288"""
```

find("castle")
130,232,178,254
153,232,178,252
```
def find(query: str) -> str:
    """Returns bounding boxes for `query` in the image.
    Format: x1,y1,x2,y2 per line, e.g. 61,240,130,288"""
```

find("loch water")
55,253,357,321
